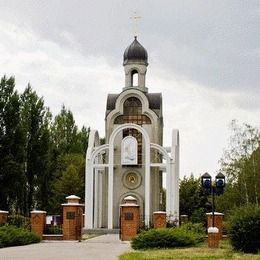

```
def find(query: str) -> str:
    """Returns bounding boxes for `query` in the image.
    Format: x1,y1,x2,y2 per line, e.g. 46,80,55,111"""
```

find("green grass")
119,240,260,260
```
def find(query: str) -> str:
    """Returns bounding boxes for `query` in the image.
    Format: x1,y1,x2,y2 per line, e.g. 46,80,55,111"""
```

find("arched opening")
131,69,139,87
114,97,151,165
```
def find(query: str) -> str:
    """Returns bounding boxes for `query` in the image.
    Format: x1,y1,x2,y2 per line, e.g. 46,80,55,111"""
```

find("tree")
179,174,208,223
219,120,260,209
20,85,51,215
49,153,85,213
0,76,25,212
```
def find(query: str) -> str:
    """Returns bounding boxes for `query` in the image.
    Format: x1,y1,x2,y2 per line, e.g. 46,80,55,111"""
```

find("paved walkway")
0,234,131,260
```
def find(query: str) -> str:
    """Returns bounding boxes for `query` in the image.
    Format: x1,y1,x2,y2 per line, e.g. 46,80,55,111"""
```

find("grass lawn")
119,240,260,260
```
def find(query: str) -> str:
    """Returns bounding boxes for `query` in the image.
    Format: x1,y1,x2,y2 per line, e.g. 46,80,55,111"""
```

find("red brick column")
206,212,224,240
153,211,166,229
120,196,140,241
62,195,84,240
31,210,46,238
180,214,188,225
208,227,219,248
0,210,8,225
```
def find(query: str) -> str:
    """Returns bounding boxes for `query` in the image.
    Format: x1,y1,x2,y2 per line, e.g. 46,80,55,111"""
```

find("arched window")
131,69,138,87
114,97,151,124
114,97,151,165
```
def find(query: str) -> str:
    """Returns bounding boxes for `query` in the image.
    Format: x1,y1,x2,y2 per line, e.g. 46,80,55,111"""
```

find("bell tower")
123,36,148,92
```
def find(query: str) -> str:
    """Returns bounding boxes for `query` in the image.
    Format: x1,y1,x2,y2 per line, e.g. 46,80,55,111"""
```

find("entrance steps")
83,228,119,235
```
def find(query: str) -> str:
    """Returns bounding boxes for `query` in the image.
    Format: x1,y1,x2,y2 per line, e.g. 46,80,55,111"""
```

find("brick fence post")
208,227,219,248
180,214,188,225
120,196,140,241
0,210,9,225
153,211,166,229
31,210,46,238
62,195,84,240
206,212,224,240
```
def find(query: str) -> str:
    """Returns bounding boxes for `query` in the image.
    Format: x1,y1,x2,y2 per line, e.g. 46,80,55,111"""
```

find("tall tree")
219,120,260,211
20,85,51,215
0,76,25,212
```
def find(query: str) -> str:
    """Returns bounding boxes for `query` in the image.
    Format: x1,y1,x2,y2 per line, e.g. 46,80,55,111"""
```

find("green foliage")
44,225,62,234
0,226,40,247
0,76,25,211
179,175,208,223
131,225,204,250
227,204,260,253
0,75,89,215
7,215,31,230
180,222,205,235
219,120,260,214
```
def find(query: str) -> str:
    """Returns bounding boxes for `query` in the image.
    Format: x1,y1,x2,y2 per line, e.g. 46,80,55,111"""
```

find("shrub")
44,225,62,234
0,226,40,247
7,215,31,230
131,225,204,250
179,222,205,236
227,204,260,254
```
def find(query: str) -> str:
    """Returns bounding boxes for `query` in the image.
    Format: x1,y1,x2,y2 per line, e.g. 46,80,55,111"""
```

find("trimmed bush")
227,204,260,253
44,225,62,234
7,215,31,230
0,226,40,247
179,222,205,235
131,224,204,250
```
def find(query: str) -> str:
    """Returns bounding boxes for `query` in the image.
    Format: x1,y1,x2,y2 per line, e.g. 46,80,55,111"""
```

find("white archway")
85,124,179,229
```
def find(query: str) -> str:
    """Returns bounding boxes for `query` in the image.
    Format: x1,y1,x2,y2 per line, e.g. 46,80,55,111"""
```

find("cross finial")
130,12,141,38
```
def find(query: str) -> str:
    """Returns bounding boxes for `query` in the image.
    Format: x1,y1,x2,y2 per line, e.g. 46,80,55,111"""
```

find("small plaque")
125,212,134,220
66,212,75,220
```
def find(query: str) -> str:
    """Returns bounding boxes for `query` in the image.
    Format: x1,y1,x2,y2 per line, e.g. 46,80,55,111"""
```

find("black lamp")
201,172,212,195
215,172,225,195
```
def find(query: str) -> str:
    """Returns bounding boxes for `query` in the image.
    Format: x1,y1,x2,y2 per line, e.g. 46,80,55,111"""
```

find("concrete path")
0,234,131,260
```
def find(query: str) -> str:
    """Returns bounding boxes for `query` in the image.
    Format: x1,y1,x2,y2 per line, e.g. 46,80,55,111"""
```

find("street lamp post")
201,172,225,228
201,172,225,248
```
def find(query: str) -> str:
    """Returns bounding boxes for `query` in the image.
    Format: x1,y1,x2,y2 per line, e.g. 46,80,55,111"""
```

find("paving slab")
0,234,131,260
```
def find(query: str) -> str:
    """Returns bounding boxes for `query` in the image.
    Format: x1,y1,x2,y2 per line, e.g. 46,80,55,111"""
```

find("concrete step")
83,228,119,235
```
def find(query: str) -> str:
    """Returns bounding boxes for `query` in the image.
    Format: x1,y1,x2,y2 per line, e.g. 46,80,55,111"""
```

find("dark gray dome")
123,36,148,65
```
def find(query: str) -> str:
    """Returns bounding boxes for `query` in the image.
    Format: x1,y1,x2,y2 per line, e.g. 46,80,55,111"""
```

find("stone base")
83,228,119,235
42,234,63,241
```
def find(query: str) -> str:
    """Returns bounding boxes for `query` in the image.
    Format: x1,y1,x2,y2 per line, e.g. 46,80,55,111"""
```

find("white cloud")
1,18,259,180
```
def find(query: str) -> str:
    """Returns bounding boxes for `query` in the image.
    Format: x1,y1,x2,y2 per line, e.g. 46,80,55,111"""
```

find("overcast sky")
0,0,259,178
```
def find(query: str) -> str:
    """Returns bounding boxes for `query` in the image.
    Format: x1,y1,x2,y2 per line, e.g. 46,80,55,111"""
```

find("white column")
171,129,180,223
145,141,150,227
108,143,114,229
85,160,93,229
98,171,103,228
93,169,99,228
166,160,171,216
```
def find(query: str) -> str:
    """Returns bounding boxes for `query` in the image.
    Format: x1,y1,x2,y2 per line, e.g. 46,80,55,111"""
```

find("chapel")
85,37,179,230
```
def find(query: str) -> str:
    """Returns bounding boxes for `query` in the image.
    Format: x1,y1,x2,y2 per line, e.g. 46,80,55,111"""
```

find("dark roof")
106,92,162,117
123,37,148,65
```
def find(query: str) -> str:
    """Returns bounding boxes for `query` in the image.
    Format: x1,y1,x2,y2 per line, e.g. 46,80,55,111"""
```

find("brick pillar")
206,212,224,240
0,210,8,225
180,215,188,225
31,210,46,238
153,211,166,229
62,195,84,240
208,227,219,248
120,196,140,241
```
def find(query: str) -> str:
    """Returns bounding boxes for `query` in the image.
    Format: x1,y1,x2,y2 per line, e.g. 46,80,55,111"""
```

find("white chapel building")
85,37,180,230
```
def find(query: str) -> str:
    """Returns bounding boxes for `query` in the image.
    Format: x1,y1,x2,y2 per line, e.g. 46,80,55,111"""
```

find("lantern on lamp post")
201,172,225,227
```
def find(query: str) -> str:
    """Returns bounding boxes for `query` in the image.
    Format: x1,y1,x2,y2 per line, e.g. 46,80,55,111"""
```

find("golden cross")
130,12,141,37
